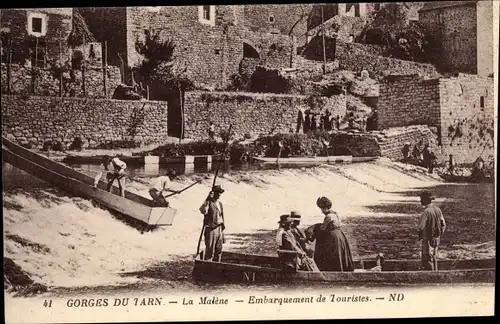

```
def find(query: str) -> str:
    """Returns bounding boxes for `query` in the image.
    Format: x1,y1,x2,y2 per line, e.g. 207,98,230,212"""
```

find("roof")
419,1,478,12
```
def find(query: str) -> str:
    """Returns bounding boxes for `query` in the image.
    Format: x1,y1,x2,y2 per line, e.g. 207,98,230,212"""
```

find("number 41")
43,300,53,307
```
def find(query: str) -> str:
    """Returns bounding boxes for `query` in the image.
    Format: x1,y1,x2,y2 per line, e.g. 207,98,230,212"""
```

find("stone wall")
238,29,294,70
419,3,478,74
438,75,495,164
377,73,495,164
336,42,440,79
126,6,243,89
183,91,346,140
371,125,439,161
1,95,169,149
377,75,441,130
0,63,122,98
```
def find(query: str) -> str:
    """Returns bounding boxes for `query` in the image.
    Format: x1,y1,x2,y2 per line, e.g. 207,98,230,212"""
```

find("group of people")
276,197,354,273
402,141,438,173
93,155,180,207
197,186,446,273
96,154,447,273
296,109,341,134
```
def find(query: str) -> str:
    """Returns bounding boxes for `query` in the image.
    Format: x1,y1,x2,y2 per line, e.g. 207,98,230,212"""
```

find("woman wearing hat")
307,196,354,272
148,169,180,207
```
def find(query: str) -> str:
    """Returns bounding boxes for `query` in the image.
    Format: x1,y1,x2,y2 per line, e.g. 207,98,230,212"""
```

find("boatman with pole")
417,190,446,271
148,169,180,207
199,185,226,262
94,155,127,197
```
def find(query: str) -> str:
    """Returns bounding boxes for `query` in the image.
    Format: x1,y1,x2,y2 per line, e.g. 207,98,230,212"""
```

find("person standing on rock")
417,190,446,271
94,155,127,197
310,113,317,132
199,185,226,262
148,169,180,207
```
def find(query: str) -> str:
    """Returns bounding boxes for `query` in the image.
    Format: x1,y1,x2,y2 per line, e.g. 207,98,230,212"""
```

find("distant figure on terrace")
94,155,127,197
304,111,311,134
148,169,180,207
412,141,424,165
296,109,304,134
402,142,411,164
208,122,215,140
310,113,317,132
324,110,332,131
336,115,341,130
422,144,437,173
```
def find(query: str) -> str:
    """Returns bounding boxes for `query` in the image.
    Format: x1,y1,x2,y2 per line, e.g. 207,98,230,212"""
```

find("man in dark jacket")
417,190,446,270
199,185,226,262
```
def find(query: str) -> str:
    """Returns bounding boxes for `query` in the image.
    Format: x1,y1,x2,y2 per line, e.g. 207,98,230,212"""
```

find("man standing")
208,122,215,140
417,190,446,271
94,155,127,197
199,185,226,262
148,169,179,207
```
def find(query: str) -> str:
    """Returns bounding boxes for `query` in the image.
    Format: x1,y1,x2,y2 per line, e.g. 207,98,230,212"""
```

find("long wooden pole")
321,4,327,75
103,41,108,97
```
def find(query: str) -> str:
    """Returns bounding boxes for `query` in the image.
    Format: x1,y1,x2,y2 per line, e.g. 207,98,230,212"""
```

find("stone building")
79,6,293,89
377,74,494,163
418,0,494,77
0,8,73,65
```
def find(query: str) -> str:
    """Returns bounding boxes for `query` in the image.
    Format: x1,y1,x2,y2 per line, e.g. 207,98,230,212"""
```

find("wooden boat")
193,251,495,284
252,155,378,165
2,138,177,226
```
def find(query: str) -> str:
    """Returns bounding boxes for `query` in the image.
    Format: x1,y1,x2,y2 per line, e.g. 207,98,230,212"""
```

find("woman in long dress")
307,197,354,272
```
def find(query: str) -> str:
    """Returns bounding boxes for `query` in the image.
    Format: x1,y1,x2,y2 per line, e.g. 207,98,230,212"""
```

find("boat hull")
2,138,176,226
252,156,378,165
193,251,495,284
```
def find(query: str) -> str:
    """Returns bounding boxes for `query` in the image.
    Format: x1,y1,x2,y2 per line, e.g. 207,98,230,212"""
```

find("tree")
287,4,311,68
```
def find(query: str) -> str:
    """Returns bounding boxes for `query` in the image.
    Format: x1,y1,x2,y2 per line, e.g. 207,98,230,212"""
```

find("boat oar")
195,124,233,258
163,180,202,198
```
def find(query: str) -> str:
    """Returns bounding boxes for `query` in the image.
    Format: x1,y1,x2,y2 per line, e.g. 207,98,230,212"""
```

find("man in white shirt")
94,155,127,197
148,169,179,207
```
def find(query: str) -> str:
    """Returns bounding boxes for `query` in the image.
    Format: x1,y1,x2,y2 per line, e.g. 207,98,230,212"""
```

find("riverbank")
3,160,496,297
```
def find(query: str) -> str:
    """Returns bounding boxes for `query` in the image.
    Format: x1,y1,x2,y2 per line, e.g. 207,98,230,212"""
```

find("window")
198,5,215,26
480,96,485,108
32,18,42,33
268,15,275,23
27,12,47,37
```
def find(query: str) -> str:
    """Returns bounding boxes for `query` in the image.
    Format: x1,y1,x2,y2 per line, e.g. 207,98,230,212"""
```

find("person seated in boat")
94,155,127,197
278,215,307,273
353,253,384,272
148,169,180,207
279,216,320,273
290,211,309,253
276,214,289,247
307,197,354,272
